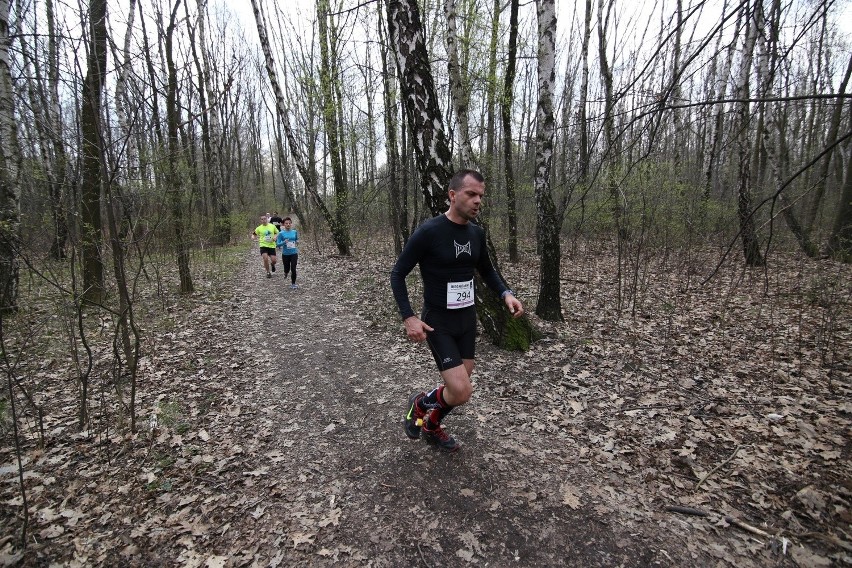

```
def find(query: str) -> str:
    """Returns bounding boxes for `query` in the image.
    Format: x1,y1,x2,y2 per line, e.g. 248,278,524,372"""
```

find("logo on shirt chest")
454,240,471,258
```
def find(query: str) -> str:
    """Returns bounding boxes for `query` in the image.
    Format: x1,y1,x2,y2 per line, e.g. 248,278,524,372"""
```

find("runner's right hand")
404,316,433,343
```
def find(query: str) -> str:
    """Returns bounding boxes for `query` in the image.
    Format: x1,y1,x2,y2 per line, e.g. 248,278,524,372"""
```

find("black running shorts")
422,305,476,371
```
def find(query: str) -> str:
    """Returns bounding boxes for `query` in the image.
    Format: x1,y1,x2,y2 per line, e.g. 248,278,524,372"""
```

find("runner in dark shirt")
391,169,524,452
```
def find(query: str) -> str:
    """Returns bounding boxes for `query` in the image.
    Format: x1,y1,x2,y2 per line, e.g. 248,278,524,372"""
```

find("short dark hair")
449,169,484,191
283,217,292,222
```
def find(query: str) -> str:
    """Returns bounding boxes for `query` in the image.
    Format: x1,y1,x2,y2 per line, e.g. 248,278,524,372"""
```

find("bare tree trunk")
137,0,167,204
758,0,818,258
165,0,194,293
444,0,475,167
104,161,141,432
734,1,765,267
750,1,772,195
386,0,453,215
502,0,520,262
520,65,535,168
79,0,108,304
45,0,70,259
597,0,621,237
597,0,627,308
113,0,138,244
378,6,407,252
361,39,379,231
827,148,852,261
329,11,350,199
703,0,737,200
191,0,231,245
556,14,579,214
196,0,222,236
317,0,351,255
805,52,852,232
533,0,563,322
0,0,20,312
577,0,592,221
671,0,684,172
483,0,500,186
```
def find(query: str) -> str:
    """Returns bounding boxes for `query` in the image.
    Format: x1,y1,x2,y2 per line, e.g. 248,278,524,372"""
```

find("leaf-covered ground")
1,241,850,567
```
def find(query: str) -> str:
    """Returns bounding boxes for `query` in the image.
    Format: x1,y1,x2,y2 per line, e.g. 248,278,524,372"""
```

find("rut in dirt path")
230,251,684,567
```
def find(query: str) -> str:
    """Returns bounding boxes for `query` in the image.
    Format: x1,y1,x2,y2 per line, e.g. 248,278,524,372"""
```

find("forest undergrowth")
0,237,849,566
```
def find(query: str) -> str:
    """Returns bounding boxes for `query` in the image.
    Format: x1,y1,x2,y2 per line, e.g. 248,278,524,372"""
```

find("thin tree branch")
695,445,743,491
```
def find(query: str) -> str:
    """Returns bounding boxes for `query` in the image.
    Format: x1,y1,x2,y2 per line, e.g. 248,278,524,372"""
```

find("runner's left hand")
504,294,524,318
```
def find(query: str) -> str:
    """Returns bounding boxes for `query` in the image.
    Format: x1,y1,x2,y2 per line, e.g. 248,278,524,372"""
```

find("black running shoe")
403,392,426,439
422,424,460,452
271,264,276,272
266,272,272,278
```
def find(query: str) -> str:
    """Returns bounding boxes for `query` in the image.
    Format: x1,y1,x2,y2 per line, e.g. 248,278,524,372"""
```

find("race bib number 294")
447,279,474,309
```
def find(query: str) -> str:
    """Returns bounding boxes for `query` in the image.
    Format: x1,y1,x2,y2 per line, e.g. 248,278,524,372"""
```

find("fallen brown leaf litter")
1,242,849,566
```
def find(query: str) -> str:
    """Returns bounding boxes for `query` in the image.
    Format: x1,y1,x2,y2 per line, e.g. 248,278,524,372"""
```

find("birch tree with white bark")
533,0,563,321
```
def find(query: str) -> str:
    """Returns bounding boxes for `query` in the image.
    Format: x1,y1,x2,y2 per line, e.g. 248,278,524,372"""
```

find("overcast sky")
221,0,852,49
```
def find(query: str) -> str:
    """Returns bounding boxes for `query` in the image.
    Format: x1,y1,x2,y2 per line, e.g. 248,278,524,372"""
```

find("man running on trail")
251,214,279,278
391,169,524,452
276,217,299,289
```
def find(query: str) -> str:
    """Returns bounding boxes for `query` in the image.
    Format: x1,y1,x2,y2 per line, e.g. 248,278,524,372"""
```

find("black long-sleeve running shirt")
390,214,508,320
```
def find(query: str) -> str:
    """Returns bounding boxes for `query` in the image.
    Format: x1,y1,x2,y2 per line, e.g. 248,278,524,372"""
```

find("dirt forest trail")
204,249,661,567
184,249,730,567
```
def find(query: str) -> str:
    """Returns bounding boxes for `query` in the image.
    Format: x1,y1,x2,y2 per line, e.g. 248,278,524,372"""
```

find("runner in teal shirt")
275,217,299,288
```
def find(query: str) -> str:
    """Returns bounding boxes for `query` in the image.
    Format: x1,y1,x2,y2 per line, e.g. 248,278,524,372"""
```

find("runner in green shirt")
252,214,279,278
